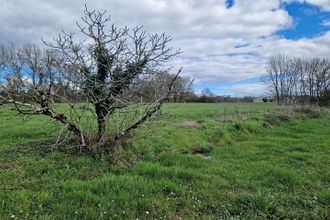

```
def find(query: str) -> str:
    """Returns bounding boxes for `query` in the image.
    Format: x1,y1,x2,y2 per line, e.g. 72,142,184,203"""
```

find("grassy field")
0,103,329,219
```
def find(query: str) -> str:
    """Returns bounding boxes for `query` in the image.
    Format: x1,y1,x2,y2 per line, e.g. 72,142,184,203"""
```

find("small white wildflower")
145,211,149,214
10,214,15,218
75,211,78,214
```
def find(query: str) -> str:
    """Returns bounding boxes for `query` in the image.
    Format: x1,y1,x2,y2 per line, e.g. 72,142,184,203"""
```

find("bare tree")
173,75,194,102
0,6,181,152
264,53,330,105
314,58,330,103
136,71,193,103
264,54,298,104
201,88,214,97
264,54,282,104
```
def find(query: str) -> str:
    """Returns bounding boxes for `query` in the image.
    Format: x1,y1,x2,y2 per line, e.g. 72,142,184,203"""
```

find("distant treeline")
168,93,257,103
264,54,330,106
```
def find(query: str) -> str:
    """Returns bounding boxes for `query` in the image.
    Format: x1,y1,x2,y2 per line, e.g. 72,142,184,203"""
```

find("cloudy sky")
1,0,330,97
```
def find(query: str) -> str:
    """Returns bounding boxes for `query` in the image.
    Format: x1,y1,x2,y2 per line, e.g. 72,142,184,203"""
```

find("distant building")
253,97,275,103
253,97,263,103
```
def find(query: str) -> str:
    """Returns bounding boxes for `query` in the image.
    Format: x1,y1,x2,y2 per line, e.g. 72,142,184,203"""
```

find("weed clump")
290,105,327,118
229,122,262,134
191,145,213,156
264,114,291,125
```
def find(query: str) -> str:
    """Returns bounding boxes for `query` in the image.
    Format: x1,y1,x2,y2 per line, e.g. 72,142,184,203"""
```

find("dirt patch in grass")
0,162,14,170
227,188,249,198
179,120,198,128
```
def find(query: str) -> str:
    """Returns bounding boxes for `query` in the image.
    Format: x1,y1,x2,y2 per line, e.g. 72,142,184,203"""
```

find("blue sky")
194,77,266,97
194,0,330,97
278,1,330,39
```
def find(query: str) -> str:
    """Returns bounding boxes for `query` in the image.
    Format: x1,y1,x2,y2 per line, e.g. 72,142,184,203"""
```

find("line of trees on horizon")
264,54,330,106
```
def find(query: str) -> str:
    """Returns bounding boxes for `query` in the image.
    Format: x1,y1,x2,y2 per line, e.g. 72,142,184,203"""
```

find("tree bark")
95,104,107,141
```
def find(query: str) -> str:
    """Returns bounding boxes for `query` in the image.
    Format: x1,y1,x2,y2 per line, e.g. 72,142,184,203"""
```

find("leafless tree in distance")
264,53,330,105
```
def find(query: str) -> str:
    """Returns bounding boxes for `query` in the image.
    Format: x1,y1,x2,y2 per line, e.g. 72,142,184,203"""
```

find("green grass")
0,103,329,219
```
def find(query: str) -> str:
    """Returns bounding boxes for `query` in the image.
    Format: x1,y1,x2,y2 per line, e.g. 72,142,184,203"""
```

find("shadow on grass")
2,138,125,170
2,138,85,159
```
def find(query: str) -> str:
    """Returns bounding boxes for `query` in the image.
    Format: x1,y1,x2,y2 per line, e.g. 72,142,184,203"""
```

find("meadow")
0,103,329,219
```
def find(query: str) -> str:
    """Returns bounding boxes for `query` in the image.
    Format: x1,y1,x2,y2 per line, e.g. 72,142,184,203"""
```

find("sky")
0,0,329,97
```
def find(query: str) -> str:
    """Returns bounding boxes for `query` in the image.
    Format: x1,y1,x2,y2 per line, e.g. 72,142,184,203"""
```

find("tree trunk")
97,117,106,140
95,104,107,141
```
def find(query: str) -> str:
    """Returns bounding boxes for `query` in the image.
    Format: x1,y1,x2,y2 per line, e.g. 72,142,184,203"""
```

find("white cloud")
303,0,330,11
219,82,270,97
322,20,330,26
0,0,329,97
0,0,292,42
